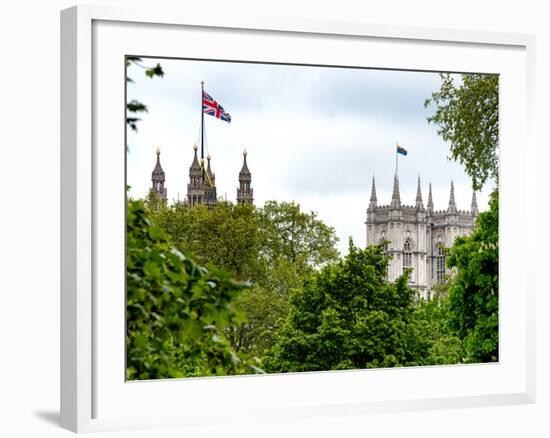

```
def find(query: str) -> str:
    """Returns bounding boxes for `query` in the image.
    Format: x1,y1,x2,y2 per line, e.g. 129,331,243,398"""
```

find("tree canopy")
446,191,499,362
424,73,499,191
263,242,425,372
128,194,498,378
142,198,340,360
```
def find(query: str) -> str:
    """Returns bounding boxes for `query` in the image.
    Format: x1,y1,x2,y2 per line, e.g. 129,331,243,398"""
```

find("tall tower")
187,144,205,207
365,175,478,300
202,155,218,209
150,147,167,203
237,148,254,205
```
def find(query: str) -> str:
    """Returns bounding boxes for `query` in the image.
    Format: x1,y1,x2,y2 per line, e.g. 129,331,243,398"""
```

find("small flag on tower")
202,90,232,123
396,143,408,156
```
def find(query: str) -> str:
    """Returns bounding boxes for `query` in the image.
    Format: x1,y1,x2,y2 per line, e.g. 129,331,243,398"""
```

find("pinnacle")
390,174,401,209
447,180,457,213
239,148,251,177
427,182,434,212
471,190,479,215
415,176,424,210
370,175,377,203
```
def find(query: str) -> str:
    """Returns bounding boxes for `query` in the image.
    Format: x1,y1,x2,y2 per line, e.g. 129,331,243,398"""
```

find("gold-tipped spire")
155,147,160,155
193,143,198,151
207,152,211,160
243,147,248,156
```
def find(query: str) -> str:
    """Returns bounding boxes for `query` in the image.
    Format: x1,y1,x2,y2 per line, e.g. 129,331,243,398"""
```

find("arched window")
436,245,446,284
403,238,412,273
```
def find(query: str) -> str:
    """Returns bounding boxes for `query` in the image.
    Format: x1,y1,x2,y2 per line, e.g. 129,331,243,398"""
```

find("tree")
151,201,264,281
446,191,499,362
126,56,165,133
226,284,290,357
259,201,339,273
410,295,464,365
424,73,499,191
262,241,424,373
145,200,341,359
126,199,261,379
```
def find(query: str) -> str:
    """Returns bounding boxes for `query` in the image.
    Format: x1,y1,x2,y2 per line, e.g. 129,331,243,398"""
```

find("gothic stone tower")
366,175,478,299
204,153,218,208
237,148,254,205
186,144,217,208
150,147,167,203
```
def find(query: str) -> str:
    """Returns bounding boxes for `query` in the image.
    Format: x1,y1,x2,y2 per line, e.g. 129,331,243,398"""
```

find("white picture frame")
60,5,536,433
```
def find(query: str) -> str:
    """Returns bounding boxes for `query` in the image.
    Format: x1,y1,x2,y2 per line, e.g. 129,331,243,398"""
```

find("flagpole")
395,141,398,176
201,80,205,182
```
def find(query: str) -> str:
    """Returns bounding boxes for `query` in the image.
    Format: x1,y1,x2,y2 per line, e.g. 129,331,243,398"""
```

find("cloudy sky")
127,58,495,255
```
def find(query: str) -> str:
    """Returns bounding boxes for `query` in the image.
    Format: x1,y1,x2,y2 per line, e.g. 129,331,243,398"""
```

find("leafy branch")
126,56,165,133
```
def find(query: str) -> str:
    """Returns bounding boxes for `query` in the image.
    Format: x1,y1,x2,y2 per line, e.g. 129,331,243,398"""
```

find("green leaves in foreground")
447,191,499,363
126,200,261,380
126,56,165,133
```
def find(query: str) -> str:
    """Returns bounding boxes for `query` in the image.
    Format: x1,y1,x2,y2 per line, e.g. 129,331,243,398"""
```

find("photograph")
125,57,499,380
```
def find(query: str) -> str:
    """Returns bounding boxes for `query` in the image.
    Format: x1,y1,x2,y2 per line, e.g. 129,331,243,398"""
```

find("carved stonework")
366,175,476,300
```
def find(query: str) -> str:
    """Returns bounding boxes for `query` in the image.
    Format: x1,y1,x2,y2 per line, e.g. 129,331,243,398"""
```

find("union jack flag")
202,91,231,123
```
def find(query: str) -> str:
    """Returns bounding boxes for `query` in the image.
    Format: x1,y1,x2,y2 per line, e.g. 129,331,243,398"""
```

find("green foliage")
151,201,263,280
446,191,499,362
147,200,340,358
226,285,290,357
126,56,165,133
129,191,498,377
259,201,340,271
126,199,260,380
126,100,148,133
262,241,426,372
424,73,499,191
410,296,464,365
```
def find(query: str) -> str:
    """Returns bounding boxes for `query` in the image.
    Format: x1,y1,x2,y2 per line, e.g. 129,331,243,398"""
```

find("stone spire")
427,182,434,214
206,153,215,186
150,147,167,203
189,144,201,176
187,144,206,207
369,175,377,209
237,148,253,205
471,191,479,216
390,174,401,209
447,180,457,214
415,176,424,211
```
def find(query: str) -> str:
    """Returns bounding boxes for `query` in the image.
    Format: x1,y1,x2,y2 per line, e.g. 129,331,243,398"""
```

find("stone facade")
366,175,478,299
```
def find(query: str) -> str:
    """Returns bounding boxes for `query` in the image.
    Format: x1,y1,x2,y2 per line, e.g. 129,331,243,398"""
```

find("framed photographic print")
61,5,536,433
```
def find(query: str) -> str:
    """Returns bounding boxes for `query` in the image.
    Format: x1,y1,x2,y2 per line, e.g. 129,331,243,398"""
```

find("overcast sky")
127,58,495,255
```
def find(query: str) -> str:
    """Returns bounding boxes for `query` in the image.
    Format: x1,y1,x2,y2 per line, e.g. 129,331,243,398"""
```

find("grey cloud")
133,58,445,123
